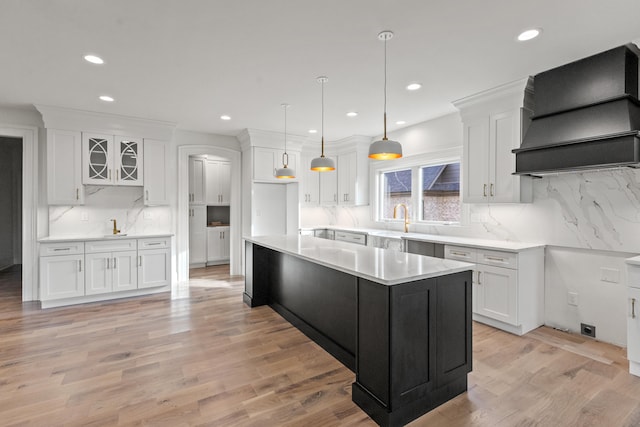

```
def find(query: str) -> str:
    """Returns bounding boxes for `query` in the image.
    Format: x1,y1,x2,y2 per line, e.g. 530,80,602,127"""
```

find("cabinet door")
83,133,114,185
319,156,338,204
85,252,111,295
189,205,207,264
338,152,357,204
462,119,490,203
143,139,168,206
113,250,138,291
189,157,206,205
40,254,85,300
628,287,640,364
138,248,171,288
220,227,230,259
489,110,519,203
476,264,518,325
47,129,84,205
253,147,277,180
114,136,143,186
207,228,222,261
205,160,219,205
301,153,319,205
218,161,231,204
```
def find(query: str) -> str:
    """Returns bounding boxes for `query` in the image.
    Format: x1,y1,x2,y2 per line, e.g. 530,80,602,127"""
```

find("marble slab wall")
49,186,171,237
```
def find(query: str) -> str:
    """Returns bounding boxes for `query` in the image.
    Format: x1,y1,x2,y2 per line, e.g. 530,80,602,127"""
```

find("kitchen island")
244,235,474,427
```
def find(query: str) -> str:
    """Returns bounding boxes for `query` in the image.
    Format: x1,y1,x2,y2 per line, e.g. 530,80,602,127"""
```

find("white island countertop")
38,233,173,243
245,235,475,286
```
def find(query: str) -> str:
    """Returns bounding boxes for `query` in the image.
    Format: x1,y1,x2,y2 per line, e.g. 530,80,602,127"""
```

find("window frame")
370,148,463,226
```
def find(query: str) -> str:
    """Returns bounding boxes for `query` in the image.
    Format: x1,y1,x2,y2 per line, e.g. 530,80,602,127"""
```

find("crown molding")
237,128,308,152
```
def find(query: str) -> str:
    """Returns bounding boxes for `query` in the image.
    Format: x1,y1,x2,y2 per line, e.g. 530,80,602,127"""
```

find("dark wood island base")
244,239,472,427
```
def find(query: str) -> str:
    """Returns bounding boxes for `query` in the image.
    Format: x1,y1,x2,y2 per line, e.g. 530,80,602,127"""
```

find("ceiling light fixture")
369,30,402,160
406,83,422,91
517,28,542,41
310,76,335,172
308,129,318,134
346,111,358,117
396,120,406,125
275,103,295,179
220,115,231,120
99,95,114,102
84,54,104,64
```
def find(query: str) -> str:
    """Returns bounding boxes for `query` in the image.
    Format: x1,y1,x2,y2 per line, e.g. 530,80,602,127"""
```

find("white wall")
301,111,638,346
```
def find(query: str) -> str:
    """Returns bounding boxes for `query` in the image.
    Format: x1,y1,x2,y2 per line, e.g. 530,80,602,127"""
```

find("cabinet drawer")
477,249,517,270
335,231,367,246
445,245,477,262
138,237,170,250
40,242,84,256
85,239,137,254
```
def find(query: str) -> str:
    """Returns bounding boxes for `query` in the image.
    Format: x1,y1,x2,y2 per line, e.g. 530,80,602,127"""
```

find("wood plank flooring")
1,265,640,426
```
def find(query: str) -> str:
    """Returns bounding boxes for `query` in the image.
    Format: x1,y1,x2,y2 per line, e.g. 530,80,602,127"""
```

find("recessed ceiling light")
406,83,422,91
84,54,104,64
517,28,542,41
396,120,406,125
308,129,318,134
99,95,114,102
346,111,358,117
220,115,231,121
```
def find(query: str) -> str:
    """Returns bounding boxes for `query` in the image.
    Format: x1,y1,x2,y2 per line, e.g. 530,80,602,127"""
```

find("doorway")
0,137,22,277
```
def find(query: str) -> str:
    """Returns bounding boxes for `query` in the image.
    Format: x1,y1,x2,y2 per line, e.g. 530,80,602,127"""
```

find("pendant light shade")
369,30,403,160
311,76,335,172
275,103,296,179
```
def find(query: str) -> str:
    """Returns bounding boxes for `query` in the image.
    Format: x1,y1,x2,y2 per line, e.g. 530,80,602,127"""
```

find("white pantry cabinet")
206,160,231,205
445,244,543,335
47,129,84,205
189,205,207,266
453,78,533,204
143,139,169,206
207,226,230,264
82,133,144,186
189,157,206,205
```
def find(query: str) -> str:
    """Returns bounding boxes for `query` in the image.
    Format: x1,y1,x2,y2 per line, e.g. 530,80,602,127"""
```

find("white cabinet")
206,160,231,205
319,156,338,204
445,244,543,335
189,157,206,205
627,261,640,376
189,205,207,265
82,134,144,186
300,153,319,205
337,151,358,204
143,139,169,206
39,242,85,300
454,78,532,204
314,150,367,206
253,147,299,182
207,226,230,264
334,230,367,246
84,239,138,295
138,237,171,289
47,129,84,205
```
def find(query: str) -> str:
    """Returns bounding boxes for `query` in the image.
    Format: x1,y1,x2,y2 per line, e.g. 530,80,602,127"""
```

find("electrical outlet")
581,323,596,338
600,267,620,283
80,212,89,221
568,292,579,306
144,211,152,220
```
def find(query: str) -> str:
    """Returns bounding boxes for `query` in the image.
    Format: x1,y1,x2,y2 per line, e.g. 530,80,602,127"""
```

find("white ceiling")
2,0,640,141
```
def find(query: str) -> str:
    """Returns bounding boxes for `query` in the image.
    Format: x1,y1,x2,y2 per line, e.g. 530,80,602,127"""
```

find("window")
376,156,461,224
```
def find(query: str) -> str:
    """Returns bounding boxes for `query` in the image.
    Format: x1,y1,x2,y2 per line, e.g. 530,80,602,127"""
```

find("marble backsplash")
301,168,640,254
48,186,172,237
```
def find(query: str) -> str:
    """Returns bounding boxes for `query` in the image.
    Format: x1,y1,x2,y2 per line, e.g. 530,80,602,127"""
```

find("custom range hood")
513,44,640,176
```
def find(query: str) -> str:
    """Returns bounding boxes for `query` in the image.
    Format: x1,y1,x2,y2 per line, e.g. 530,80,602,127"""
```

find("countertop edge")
39,234,174,243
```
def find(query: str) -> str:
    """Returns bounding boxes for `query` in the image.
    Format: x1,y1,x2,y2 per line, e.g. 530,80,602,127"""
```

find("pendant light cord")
321,79,325,157
284,105,287,155
383,36,388,140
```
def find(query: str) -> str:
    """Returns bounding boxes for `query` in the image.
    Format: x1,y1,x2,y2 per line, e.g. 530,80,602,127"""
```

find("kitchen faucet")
110,219,121,235
393,203,410,233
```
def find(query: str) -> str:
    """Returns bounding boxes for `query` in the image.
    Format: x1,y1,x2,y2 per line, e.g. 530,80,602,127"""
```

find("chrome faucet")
110,219,121,235
393,203,410,233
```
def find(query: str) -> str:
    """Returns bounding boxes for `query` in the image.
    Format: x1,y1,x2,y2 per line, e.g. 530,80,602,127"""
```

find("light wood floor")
2,265,640,426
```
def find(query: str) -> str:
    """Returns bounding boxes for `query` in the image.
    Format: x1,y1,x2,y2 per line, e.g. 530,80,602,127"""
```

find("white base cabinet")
445,244,544,335
207,226,230,264
39,236,172,308
627,260,640,376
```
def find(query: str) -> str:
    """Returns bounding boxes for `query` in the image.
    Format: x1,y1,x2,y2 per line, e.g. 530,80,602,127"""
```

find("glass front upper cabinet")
82,134,143,186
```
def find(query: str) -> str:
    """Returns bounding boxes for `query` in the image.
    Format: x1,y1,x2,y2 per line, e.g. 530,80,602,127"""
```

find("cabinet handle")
139,255,142,267
76,188,79,200
485,256,506,262
483,184,487,197
147,242,161,246
53,247,70,251
145,190,149,201
106,258,110,269
79,260,82,272
451,251,468,257
633,298,636,319
109,169,111,180
490,183,494,197
477,271,482,285
113,257,117,269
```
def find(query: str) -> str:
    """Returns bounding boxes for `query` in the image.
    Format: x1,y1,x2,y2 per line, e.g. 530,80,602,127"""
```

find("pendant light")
310,76,336,171
369,30,403,160
275,103,295,179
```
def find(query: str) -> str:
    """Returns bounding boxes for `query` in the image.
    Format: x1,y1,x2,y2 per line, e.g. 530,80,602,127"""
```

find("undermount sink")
103,234,128,238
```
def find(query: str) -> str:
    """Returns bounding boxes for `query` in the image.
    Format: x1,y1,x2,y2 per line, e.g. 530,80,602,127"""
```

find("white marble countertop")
626,255,640,266
38,233,173,243
301,226,544,252
245,235,474,286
